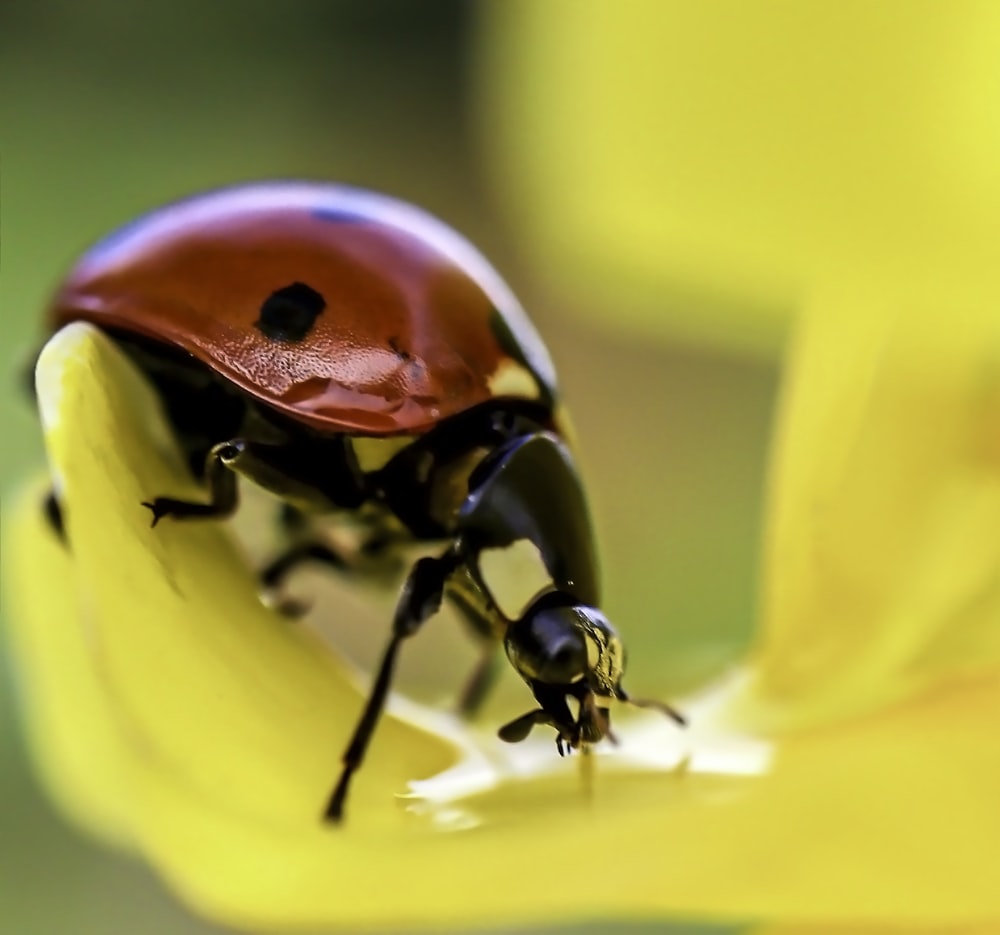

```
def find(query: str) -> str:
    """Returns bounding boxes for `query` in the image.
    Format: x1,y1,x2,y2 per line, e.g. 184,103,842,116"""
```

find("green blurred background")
0,2,777,932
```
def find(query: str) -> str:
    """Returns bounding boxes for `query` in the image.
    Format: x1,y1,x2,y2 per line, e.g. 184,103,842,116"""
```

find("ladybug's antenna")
616,688,687,727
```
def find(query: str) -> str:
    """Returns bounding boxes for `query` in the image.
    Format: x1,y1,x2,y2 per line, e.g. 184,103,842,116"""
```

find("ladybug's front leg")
142,439,243,526
323,542,466,823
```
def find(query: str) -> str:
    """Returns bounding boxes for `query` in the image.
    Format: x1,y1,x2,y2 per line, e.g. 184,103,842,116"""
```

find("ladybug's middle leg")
258,513,407,616
259,542,349,590
323,542,465,823
256,542,350,617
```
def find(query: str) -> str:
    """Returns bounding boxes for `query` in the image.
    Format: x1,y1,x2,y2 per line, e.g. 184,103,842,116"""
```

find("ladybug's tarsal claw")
323,773,350,824
141,500,167,527
141,497,207,526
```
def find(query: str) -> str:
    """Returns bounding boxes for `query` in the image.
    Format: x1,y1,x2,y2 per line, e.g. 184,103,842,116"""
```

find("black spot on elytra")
388,336,414,362
255,282,326,342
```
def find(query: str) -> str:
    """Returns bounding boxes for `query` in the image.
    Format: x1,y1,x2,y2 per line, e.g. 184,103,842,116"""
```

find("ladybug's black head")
505,600,623,698
453,429,686,750
498,596,686,752
498,599,625,750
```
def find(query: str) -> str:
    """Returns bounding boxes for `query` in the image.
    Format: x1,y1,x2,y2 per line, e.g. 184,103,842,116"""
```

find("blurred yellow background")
1,2,780,933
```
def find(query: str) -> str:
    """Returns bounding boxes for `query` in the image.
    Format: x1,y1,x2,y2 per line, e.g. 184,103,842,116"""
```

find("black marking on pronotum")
255,282,326,342
488,306,555,408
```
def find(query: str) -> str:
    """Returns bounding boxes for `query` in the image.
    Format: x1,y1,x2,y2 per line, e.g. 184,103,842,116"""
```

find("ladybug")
43,181,684,822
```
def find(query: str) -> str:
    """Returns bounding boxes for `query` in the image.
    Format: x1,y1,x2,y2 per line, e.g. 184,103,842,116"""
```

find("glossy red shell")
47,182,557,435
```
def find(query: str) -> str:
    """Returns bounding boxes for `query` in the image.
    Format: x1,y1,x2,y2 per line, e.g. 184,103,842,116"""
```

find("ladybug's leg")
262,523,401,589
258,542,349,617
455,646,502,717
443,570,508,717
142,439,243,526
43,490,67,542
144,434,366,528
260,542,348,589
259,522,406,616
324,543,465,823
25,349,69,545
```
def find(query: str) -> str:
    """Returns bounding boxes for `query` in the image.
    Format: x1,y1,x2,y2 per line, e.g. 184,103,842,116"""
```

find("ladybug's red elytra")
42,181,684,822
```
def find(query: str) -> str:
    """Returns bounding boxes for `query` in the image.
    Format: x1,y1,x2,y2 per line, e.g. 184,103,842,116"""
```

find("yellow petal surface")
755,924,1000,935
729,285,1000,730
5,322,1000,930
3,478,133,847
478,1,1000,352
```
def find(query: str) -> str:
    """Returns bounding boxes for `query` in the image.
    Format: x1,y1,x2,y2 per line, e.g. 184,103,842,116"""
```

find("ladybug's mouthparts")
495,688,612,750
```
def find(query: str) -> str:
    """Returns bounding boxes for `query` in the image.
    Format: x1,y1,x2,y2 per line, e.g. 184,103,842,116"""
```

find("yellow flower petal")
7,321,1000,929
3,479,132,847
729,286,1000,730
32,321,459,826
755,926,1000,935
478,2,1000,351
142,670,1000,928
